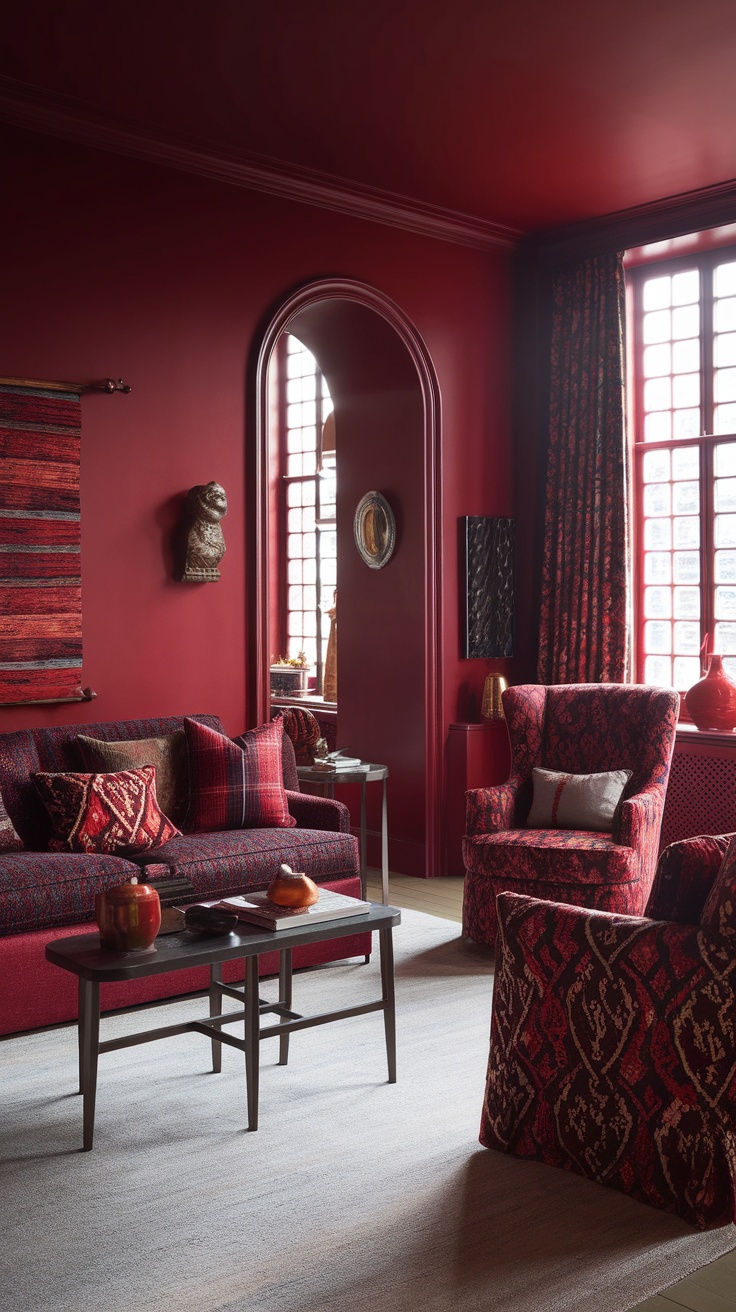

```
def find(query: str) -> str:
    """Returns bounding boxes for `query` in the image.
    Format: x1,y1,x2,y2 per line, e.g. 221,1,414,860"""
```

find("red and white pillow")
527,766,631,832
33,766,180,855
184,717,295,832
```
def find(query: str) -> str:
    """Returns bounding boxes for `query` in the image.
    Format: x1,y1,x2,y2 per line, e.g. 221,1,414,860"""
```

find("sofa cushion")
0,850,137,935
152,827,359,896
0,715,224,851
700,833,736,936
0,728,44,849
0,827,360,936
0,790,23,853
77,730,188,826
463,827,637,887
185,717,295,831
32,767,181,855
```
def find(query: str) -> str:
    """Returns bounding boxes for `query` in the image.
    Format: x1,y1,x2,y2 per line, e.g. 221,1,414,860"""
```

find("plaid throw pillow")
185,717,295,831
0,789,23,852
33,766,181,855
701,832,736,935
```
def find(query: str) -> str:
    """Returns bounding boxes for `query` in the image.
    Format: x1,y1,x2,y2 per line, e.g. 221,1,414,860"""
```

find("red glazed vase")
95,877,161,951
685,654,736,731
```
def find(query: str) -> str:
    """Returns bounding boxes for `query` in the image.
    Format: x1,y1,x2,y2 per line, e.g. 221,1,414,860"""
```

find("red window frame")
630,246,736,695
274,333,336,701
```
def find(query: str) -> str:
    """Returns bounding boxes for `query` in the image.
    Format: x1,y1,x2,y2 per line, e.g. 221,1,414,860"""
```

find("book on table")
214,887,372,931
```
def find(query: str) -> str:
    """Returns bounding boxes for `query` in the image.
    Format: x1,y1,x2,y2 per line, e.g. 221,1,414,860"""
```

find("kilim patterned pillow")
32,766,181,855
0,789,23,852
76,730,188,827
185,716,296,832
279,706,321,765
700,832,736,935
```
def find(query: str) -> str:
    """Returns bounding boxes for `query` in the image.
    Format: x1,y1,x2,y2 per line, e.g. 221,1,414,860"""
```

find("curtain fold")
537,252,629,684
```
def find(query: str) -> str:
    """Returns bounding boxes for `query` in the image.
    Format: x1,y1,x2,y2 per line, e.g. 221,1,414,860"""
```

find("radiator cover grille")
661,741,736,849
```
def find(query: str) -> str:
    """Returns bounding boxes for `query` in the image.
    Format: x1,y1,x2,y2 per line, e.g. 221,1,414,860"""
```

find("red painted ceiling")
3,0,736,234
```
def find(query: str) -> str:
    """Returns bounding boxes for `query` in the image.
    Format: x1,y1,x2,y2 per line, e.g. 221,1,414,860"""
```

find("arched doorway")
250,279,442,879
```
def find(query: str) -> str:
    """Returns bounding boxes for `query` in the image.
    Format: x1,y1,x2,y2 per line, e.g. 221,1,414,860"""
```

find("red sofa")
0,713,366,1035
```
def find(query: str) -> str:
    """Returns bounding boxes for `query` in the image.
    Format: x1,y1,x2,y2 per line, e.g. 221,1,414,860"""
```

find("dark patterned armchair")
462,683,680,946
480,834,736,1230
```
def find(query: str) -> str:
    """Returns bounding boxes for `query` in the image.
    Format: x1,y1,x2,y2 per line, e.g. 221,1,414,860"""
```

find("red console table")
445,721,511,877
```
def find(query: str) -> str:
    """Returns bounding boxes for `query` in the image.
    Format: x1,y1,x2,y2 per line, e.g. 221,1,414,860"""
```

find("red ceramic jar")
95,877,161,951
685,654,736,731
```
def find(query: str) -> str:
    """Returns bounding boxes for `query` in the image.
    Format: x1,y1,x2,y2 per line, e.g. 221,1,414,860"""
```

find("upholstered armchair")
462,683,680,946
480,833,736,1229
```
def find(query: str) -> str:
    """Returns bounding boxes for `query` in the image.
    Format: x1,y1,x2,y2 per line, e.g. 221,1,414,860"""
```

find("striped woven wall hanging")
0,383,83,704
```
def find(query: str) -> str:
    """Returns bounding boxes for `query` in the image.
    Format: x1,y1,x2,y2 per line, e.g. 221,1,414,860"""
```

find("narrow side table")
296,763,389,903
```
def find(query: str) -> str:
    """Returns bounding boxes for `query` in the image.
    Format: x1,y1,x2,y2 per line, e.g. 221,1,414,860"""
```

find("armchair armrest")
285,790,350,833
646,833,733,924
617,783,665,848
465,776,524,836
482,891,736,1229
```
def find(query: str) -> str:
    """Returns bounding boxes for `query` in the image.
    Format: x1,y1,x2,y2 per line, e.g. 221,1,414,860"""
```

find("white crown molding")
0,77,520,253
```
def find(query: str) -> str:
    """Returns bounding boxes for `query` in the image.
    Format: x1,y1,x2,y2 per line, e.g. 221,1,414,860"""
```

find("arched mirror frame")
250,278,443,877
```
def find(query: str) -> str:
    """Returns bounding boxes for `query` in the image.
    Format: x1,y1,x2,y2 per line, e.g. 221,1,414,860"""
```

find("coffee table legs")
71,918,397,1146
278,948,292,1066
209,963,223,1073
245,955,260,1131
78,978,100,1151
379,924,397,1082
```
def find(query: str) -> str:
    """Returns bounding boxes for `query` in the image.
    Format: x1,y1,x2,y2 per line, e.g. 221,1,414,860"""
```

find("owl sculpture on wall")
175,481,228,582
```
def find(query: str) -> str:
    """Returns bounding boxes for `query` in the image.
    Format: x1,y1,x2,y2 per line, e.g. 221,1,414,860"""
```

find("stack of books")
140,871,196,935
311,753,369,774
142,872,196,906
214,887,371,931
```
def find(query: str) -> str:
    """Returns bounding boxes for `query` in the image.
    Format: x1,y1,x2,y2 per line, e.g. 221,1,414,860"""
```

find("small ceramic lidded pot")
267,863,319,908
95,877,161,951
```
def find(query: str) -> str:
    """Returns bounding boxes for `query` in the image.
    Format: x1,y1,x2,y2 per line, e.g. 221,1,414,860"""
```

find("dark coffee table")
45,903,401,1150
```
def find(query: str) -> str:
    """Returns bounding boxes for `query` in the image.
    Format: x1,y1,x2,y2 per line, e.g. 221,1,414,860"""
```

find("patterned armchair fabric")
480,837,736,1230
462,683,680,946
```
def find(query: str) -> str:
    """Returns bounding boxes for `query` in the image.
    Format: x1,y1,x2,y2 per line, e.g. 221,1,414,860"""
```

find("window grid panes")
280,335,336,697
633,249,736,690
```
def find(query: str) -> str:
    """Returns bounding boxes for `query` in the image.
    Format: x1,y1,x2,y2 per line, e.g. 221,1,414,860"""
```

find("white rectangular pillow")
526,766,632,832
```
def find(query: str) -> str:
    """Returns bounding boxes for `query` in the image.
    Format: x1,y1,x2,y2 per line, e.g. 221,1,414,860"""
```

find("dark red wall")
0,124,517,873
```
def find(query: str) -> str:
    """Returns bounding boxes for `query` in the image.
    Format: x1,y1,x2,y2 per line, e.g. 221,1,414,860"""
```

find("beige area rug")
1,909,734,1312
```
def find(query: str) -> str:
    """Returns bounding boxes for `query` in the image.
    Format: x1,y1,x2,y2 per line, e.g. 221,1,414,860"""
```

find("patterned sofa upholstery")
480,834,736,1230
462,683,680,945
0,714,364,1035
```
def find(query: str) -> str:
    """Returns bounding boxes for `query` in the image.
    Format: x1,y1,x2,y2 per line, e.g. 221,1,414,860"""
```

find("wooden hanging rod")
0,376,131,395
0,686,97,708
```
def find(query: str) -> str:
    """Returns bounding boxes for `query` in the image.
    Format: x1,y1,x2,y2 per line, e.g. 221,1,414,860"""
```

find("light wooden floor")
365,870,736,1312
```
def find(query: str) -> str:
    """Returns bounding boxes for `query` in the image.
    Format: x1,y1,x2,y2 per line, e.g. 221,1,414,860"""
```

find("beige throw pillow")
527,766,631,833
76,730,188,828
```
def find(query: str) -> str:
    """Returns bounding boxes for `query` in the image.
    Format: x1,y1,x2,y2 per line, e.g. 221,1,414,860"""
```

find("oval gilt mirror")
353,491,396,569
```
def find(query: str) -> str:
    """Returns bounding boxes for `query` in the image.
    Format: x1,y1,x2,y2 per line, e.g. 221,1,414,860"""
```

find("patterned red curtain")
537,253,629,684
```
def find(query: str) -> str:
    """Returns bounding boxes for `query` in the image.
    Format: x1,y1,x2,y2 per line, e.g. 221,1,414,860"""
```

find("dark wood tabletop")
45,902,402,982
